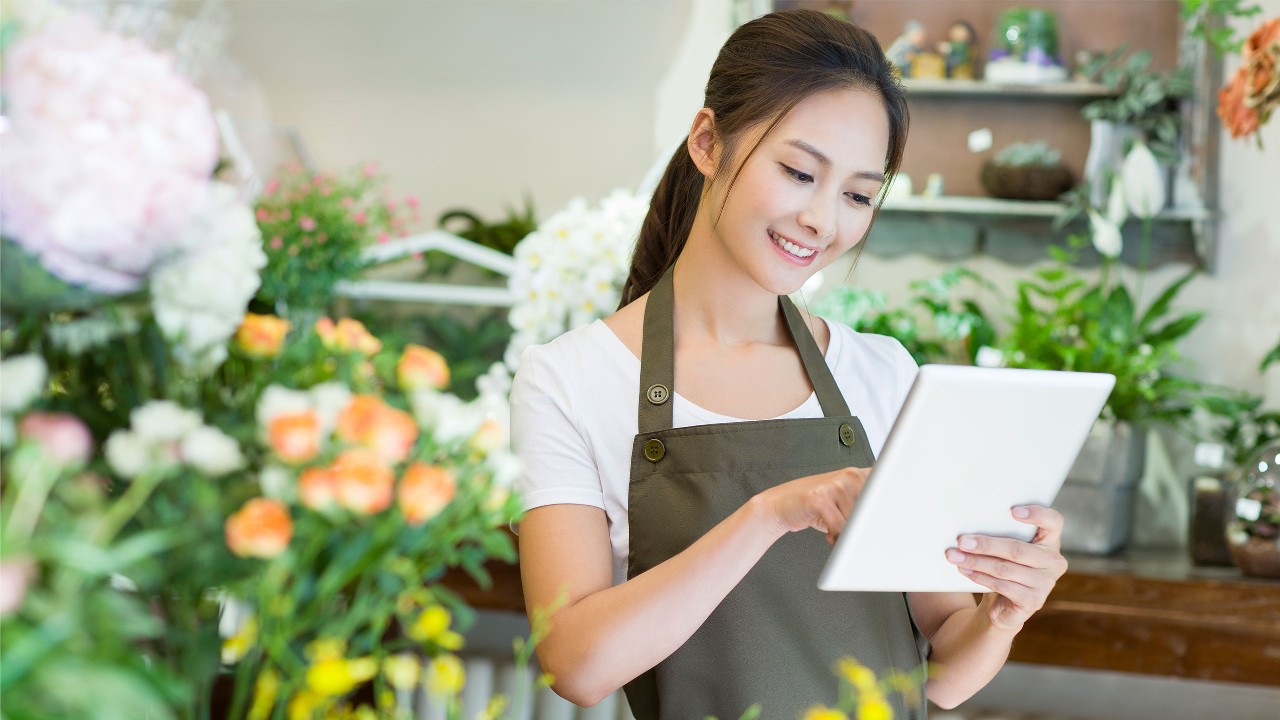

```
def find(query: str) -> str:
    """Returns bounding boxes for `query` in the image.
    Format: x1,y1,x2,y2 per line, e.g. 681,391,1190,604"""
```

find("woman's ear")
687,108,720,179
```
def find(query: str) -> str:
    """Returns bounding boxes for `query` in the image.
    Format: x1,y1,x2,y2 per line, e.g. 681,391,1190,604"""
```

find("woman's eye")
847,193,873,206
782,164,814,183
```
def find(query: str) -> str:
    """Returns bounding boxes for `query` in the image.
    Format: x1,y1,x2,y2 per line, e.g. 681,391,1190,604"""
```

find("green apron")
623,266,928,719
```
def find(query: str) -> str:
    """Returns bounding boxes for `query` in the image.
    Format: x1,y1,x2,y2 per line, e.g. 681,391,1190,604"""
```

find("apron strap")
637,264,851,433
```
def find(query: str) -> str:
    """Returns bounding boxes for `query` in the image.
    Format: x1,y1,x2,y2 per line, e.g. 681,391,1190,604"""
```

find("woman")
511,10,1067,718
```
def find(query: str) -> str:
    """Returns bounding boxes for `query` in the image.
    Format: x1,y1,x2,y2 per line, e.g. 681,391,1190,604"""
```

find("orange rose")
336,395,418,464
1243,17,1280,60
330,449,394,515
226,498,293,558
397,462,456,525
236,313,291,358
397,345,450,391
268,411,322,464
314,317,381,356
469,418,506,454
298,466,338,511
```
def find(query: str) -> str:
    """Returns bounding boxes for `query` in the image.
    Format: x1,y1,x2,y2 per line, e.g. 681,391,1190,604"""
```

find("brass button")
646,383,670,405
838,423,856,447
643,438,666,462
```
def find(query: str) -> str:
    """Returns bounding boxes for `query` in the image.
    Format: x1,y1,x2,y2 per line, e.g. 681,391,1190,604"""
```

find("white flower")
1088,210,1123,259
256,385,313,429
130,401,202,443
151,183,266,373
411,390,484,444
1121,142,1166,219
486,450,523,489
1105,178,1128,228
476,363,512,402
0,354,48,413
975,346,1006,368
309,382,353,436
105,430,153,478
180,425,244,476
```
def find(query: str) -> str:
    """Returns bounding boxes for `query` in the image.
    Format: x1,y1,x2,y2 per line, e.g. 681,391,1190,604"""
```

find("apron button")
643,438,666,462
839,423,856,447
646,383,670,405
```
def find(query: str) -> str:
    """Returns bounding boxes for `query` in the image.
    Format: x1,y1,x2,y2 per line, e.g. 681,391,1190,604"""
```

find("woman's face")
706,86,891,297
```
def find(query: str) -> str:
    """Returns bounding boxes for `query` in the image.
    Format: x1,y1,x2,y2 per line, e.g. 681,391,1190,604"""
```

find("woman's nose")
797,193,836,241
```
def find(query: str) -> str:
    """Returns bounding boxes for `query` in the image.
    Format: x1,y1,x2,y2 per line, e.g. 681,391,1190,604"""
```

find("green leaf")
1145,312,1203,345
0,238,108,313
1261,338,1280,370
1137,268,1197,333
35,659,177,720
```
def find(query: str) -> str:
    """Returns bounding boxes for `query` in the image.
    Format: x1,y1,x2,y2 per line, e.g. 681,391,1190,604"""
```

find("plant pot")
1053,420,1147,555
979,161,1074,201
1227,534,1280,578
1082,120,1137,207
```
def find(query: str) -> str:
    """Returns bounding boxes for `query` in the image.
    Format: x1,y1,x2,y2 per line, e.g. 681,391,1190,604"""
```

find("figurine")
885,20,926,77
937,21,977,79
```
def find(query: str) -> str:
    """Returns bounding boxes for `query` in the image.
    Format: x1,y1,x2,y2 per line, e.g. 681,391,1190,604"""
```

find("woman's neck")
671,209,788,350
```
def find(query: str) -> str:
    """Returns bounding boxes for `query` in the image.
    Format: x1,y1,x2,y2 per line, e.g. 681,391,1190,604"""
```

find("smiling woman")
511,8,1069,720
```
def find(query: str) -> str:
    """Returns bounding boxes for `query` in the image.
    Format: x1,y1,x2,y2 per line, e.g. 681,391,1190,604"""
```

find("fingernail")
946,549,966,563
1013,506,1031,519
959,536,977,550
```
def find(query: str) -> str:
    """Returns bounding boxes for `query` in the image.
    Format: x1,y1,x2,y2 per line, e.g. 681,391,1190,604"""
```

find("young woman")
511,10,1067,719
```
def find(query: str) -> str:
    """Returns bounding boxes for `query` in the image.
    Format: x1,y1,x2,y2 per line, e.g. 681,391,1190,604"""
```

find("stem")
92,470,166,544
1136,215,1153,307
3,447,60,545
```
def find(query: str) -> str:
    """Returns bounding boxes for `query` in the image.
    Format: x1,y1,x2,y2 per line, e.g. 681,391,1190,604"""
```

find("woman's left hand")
945,505,1068,632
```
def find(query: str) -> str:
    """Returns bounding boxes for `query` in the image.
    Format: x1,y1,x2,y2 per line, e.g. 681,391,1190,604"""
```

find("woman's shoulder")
819,315,918,373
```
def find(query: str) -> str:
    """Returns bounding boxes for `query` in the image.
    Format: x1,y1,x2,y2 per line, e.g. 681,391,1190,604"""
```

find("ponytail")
618,142,704,308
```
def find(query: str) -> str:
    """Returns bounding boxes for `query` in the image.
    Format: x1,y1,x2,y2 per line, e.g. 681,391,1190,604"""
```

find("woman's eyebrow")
785,139,886,183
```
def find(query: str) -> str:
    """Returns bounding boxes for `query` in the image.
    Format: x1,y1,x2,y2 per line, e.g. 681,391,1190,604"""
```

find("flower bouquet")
1,9,524,719
1218,16,1280,145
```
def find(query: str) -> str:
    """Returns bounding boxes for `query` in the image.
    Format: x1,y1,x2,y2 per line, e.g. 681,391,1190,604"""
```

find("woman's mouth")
768,229,817,263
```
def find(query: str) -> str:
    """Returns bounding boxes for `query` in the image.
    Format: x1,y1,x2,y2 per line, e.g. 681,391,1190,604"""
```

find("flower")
397,344,450,391
1120,142,1166,218
225,498,294,559
248,668,280,720
411,390,485,444
1218,17,1280,142
424,655,466,697
0,556,36,617
104,430,157,478
382,654,421,690
257,386,314,429
329,449,394,515
469,418,507,455
17,412,93,468
237,313,292,358
335,395,418,464
1087,210,1123,258
130,401,203,444
407,604,464,650
838,659,879,694
315,317,381,356
181,426,245,477
305,656,378,698
268,411,323,465
801,707,849,720
856,697,893,720
298,467,338,511
0,354,47,413
0,14,219,293
398,463,456,525
221,612,259,665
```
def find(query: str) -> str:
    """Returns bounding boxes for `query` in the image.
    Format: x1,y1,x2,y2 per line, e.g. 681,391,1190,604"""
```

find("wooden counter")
443,548,1280,687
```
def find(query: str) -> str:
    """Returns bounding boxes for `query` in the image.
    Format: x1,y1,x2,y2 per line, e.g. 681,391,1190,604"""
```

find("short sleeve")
510,345,607,512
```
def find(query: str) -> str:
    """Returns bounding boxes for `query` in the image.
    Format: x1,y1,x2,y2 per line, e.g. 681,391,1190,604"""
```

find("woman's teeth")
769,230,815,258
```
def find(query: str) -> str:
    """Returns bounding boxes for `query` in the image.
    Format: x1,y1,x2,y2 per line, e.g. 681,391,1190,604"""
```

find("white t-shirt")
510,317,919,585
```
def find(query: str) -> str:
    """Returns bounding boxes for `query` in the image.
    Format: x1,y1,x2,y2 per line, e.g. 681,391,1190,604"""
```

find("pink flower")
353,210,367,225
270,237,283,250
363,162,380,178
0,14,219,293
263,178,281,196
0,556,36,617
377,233,390,244
406,195,421,209
299,216,317,232
341,197,356,209
385,200,398,212
256,208,270,222
18,412,93,467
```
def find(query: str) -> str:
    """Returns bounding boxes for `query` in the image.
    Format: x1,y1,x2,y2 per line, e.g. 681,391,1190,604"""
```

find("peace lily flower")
1120,141,1166,218
1087,209,1123,259
1105,177,1128,228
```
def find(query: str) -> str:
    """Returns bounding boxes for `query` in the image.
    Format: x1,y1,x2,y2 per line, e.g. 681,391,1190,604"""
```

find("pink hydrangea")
0,15,219,294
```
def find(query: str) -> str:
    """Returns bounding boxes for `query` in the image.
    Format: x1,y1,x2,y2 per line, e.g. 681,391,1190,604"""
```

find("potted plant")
979,141,1075,201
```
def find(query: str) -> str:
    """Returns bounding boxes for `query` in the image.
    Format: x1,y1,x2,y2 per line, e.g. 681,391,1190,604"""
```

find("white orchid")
505,190,648,370
1121,142,1166,219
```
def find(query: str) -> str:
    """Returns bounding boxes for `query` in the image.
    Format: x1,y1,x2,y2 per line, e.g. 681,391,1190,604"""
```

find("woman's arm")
908,505,1069,709
519,467,868,706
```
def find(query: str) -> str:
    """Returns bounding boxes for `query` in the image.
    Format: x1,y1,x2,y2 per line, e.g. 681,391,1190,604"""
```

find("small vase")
1083,120,1137,207
1226,443,1280,579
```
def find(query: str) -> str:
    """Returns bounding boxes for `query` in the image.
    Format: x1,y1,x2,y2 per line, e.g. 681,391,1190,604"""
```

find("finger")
956,534,1058,570
816,503,847,545
1012,505,1065,547
956,567,1038,608
947,547,1045,587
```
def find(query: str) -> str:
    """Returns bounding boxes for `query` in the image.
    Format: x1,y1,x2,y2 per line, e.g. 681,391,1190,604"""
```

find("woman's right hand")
752,466,871,544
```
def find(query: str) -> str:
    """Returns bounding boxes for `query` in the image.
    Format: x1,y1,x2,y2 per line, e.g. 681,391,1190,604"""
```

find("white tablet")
818,364,1114,593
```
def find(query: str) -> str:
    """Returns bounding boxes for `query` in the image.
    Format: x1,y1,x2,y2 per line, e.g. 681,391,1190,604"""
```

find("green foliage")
992,141,1063,168
355,308,513,401
1182,0,1264,55
431,199,537,278
1081,48,1194,162
813,268,997,366
999,237,1205,426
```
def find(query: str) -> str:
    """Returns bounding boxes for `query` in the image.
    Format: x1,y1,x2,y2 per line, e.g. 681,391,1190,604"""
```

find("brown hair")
618,9,909,308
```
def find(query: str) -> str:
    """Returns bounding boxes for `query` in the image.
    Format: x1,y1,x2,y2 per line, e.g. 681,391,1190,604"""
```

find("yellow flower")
407,605,463,650
382,653,421,690
306,638,347,662
857,696,894,720
248,668,280,720
477,696,508,720
305,656,378,698
237,313,292,358
221,613,258,664
425,654,465,697
288,691,323,720
838,658,879,694
801,706,849,720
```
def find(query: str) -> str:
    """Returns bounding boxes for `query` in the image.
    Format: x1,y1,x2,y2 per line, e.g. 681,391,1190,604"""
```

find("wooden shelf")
444,548,1280,687
902,78,1116,99
880,195,1213,222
